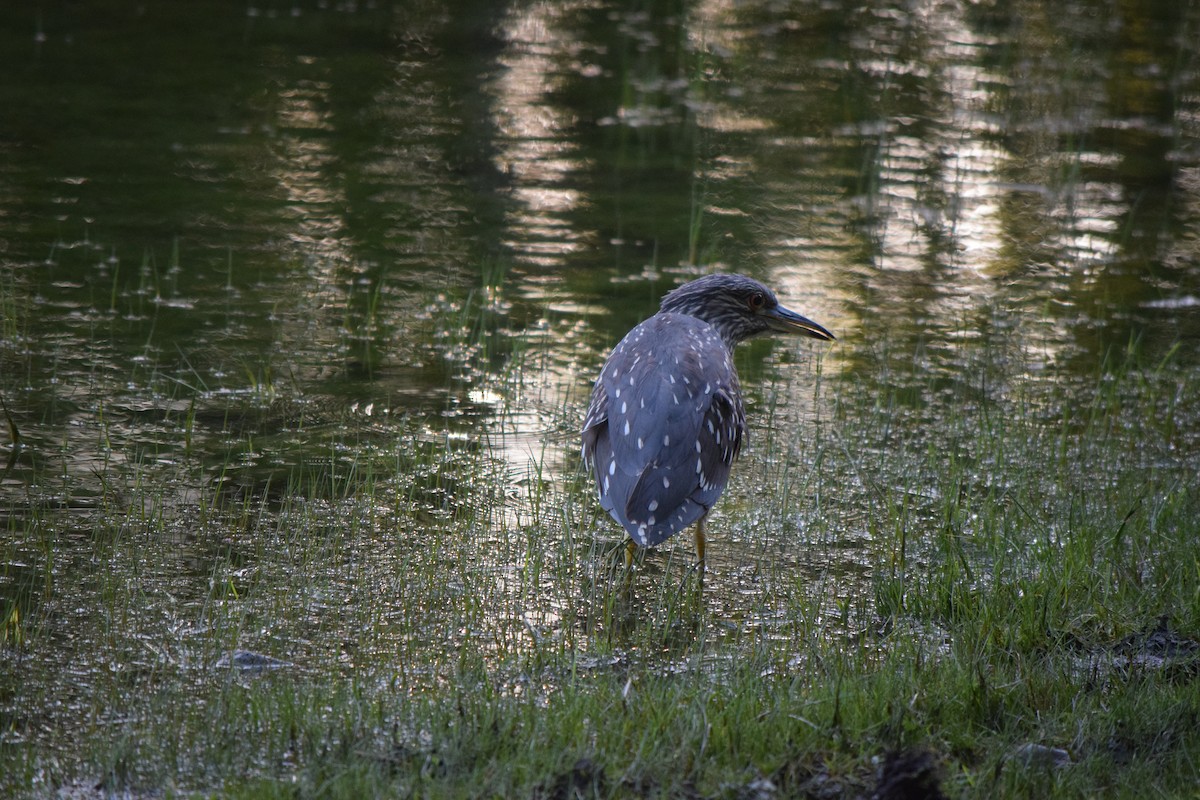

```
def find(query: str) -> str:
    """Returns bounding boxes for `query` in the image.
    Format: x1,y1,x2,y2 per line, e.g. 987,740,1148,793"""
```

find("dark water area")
1,0,1199,790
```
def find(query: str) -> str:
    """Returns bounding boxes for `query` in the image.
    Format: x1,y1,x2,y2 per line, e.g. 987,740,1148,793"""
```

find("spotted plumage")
582,273,834,558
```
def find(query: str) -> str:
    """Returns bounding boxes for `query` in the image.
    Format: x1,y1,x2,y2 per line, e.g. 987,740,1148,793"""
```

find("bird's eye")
748,292,766,310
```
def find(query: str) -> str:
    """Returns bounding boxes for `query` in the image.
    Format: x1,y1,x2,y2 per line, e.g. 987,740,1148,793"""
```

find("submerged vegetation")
2,279,1197,798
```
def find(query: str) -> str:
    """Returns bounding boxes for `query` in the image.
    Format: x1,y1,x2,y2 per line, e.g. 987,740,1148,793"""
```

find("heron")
582,273,834,573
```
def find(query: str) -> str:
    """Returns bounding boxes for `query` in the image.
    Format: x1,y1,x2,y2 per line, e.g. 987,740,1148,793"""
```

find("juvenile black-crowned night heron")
582,273,834,570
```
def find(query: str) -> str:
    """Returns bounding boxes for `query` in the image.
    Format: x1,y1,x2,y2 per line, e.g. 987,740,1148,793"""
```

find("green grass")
1,315,1198,798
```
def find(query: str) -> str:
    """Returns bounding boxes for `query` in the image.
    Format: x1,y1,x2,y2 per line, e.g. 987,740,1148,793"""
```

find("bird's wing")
691,385,745,505
620,381,745,544
583,314,745,546
583,319,675,531
580,376,608,467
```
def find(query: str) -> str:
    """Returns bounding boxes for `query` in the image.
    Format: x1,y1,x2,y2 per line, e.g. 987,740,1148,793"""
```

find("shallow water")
1,0,1199,789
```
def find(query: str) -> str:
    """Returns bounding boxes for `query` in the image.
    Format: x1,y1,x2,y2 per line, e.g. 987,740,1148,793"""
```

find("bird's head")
659,273,835,348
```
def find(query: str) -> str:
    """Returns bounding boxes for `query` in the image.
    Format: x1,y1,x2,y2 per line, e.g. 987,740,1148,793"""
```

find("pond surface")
1,0,1199,790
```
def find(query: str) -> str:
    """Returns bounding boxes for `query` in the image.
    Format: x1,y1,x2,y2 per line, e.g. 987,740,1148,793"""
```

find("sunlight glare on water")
490,2,593,268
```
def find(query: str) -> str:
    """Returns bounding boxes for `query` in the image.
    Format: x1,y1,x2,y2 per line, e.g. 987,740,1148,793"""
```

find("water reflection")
490,2,593,268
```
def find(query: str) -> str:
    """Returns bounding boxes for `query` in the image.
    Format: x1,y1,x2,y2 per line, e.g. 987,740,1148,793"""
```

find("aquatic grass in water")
4,313,1199,798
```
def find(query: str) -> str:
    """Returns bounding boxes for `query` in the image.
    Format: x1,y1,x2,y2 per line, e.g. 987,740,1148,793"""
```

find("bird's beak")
764,305,836,341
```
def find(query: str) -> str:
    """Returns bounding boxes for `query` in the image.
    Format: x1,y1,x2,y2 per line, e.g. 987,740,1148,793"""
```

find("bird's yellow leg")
606,538,635,567
675,518,705,597
621,538,637,592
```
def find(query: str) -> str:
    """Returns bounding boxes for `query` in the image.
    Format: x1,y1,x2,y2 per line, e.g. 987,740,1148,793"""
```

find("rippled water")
1,0,1199,788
